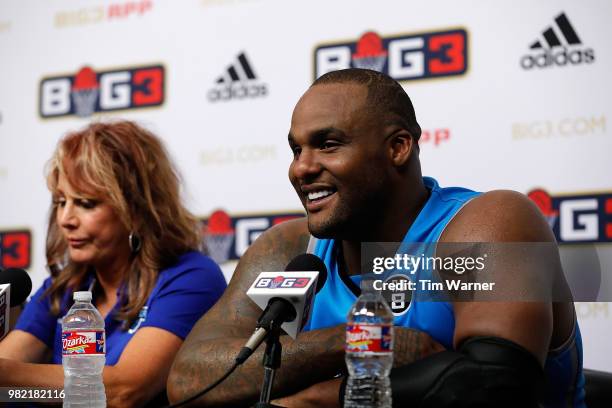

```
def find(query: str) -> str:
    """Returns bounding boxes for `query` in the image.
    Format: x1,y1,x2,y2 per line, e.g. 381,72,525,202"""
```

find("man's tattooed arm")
394,328,445,367
167,219,346,406
269,329,445,408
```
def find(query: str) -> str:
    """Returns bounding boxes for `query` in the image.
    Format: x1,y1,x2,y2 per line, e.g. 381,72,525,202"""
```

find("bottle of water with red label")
62,291,106,407
345,278,394,408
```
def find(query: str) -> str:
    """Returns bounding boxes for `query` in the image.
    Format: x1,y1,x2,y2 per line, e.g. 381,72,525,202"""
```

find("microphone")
0,268,32,306
236,254,327,364
0,268,32,339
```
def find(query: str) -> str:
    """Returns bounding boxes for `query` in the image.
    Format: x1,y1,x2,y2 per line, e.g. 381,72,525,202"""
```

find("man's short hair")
312,68,422,141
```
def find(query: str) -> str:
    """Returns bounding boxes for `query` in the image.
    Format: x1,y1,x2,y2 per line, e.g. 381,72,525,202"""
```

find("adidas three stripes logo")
207,52,268,101
216,53,258,84
530,12,582,49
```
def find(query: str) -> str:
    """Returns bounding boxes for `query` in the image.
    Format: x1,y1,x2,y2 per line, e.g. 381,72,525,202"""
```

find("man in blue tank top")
169,69,585,408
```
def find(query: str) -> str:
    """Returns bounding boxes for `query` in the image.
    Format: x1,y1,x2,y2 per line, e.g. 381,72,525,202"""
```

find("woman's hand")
0,327,182,408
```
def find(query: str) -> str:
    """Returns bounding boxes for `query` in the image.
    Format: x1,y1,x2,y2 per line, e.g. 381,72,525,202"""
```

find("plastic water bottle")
344,278,394,408
62,291,106,407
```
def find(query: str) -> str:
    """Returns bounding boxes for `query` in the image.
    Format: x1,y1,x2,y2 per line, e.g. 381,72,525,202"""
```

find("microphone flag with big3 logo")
246,253,327,338
0,268,32,339
0,283,9,339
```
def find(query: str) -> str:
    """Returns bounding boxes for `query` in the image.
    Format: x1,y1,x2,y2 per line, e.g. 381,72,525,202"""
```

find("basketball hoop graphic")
528,189,559,229
204,210,235,264
352,32,388,72
71,66,99,117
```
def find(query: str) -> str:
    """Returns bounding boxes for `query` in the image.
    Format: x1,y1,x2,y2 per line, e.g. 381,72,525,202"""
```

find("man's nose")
291,149,322,180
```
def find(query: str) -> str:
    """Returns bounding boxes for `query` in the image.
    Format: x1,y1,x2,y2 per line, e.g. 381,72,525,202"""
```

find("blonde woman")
0,121,226,407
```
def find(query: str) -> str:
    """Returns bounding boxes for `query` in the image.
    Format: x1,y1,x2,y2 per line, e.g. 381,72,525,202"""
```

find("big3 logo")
528,189,612,243
202,210,303,264
39,64,164,118
314,29,468,81
0,230,31,269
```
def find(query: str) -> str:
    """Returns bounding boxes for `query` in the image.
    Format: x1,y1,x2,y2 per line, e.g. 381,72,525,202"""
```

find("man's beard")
306,187,387,241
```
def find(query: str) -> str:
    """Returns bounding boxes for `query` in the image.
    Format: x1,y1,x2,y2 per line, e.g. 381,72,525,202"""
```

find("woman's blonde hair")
45,120,201,325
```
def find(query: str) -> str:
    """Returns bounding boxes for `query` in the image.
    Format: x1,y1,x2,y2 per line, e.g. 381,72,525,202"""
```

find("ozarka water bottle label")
346,324,392,353
62,331,105,355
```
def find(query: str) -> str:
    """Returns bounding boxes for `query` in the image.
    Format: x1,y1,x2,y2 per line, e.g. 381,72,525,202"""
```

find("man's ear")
388,129,415,166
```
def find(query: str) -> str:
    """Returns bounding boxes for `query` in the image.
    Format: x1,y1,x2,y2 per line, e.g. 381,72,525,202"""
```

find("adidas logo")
520,12,595,70
207,52,268,102
528,12,581,49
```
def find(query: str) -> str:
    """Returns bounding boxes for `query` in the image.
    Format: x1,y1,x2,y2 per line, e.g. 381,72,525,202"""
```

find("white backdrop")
0,0,610,370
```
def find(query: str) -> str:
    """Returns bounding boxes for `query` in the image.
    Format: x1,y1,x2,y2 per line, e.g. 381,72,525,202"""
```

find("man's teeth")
308,190,333,201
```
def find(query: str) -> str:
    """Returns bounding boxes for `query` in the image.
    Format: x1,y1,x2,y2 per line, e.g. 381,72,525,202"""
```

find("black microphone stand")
253,326,284,408
251,298,295,408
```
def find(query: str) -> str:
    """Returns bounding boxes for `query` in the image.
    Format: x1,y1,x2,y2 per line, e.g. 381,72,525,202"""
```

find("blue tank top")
305,177,585,408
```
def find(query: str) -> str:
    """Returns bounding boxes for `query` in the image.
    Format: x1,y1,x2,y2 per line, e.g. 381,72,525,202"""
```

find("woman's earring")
129,232,142,255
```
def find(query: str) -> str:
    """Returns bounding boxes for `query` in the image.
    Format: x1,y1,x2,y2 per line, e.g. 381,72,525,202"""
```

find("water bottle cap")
74,291,92,302
360,274,377,292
